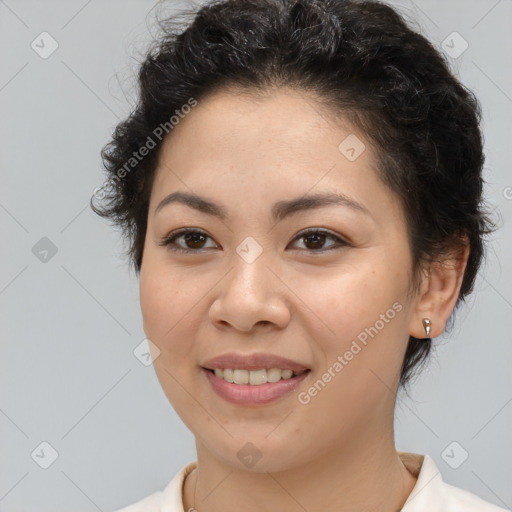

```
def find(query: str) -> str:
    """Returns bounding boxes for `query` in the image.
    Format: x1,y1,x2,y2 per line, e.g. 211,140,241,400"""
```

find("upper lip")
202,353,310,372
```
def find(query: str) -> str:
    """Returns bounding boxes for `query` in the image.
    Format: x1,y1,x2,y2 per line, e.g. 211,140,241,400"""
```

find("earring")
422,318,431,340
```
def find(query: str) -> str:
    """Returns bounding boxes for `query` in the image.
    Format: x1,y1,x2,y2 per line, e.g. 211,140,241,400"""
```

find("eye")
288,228,348,252
159,227,348,254
158,228,219,253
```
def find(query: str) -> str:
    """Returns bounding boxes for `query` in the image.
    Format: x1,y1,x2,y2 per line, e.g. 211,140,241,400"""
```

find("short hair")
91,0,495,389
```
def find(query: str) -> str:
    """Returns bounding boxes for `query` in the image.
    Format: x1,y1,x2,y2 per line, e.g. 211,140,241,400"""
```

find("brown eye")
158,229,219,252
181,232,207,249
303,232,327,250
159,227,347,254
290,229,348,252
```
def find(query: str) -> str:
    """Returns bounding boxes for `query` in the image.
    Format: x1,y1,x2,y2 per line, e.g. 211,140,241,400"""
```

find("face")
140,87,419,473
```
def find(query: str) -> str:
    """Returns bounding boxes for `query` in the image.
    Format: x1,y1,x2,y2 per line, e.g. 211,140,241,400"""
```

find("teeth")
249,369,266,385
212,368,301,385
233,369,249,384
215,368,227,380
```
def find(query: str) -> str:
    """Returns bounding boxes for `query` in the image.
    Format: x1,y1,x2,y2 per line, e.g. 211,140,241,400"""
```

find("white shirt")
113,452,510,511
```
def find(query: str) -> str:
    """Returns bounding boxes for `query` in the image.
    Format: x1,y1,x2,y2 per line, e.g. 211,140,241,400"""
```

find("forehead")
172,86,347,145
156,86,376,182
149,86,406,229
146,89,412,251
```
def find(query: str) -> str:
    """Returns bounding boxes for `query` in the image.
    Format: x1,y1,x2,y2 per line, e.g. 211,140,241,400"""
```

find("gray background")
1,0,511,510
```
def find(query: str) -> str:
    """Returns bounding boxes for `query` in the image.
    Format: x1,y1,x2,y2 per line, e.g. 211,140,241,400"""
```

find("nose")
208,252,291,333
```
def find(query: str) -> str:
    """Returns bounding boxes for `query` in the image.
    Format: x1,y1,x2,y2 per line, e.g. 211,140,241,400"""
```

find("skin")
139,86,469,512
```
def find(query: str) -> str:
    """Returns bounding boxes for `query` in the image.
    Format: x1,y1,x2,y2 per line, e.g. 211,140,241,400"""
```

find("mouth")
200,352,311,405
205,367,309,385
201,366,311,406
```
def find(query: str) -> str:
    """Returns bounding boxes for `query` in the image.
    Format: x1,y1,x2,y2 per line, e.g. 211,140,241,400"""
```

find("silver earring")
422,318,431,340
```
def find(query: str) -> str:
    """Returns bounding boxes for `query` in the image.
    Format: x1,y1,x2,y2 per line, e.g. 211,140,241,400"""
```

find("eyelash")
158,227,349,254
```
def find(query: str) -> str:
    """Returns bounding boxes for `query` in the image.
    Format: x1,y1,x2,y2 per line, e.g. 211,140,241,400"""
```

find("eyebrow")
154,190,372,222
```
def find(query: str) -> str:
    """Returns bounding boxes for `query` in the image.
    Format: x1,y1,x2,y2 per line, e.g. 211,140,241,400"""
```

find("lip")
201,352,310,372
203,367,310,405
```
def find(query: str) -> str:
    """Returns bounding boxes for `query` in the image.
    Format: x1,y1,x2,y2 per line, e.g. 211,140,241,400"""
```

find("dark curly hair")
91,0,495,389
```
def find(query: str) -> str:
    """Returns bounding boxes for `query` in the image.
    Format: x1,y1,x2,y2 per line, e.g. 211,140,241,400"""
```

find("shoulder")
112,491,162,512
440,479,510,512
400,452,510,512
111,461,197,512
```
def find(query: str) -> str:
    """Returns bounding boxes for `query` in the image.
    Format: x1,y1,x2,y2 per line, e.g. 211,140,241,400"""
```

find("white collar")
159,452,508,511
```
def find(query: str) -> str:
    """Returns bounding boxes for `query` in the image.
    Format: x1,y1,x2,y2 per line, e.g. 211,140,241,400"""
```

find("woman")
92,0,507,510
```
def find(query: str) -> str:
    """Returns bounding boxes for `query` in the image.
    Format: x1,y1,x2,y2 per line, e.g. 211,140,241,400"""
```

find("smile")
210,368,308,385
203,367,310,405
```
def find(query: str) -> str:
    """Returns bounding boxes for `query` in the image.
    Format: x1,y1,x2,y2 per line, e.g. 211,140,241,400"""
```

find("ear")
409,238,470,339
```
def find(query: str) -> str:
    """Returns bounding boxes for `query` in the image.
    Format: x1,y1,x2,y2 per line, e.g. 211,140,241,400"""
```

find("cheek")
298,261,409,392
139,262,201,417
139,258,191,348
294,260,403,338
140,269,167,339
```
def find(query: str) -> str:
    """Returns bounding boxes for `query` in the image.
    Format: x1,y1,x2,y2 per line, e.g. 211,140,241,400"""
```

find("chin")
202,434,306,473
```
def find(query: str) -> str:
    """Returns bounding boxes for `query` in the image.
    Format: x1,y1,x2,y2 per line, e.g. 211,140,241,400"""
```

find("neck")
183,425,417,512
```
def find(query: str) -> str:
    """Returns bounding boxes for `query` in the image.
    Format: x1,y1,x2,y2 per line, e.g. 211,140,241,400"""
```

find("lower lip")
203,368,310,405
